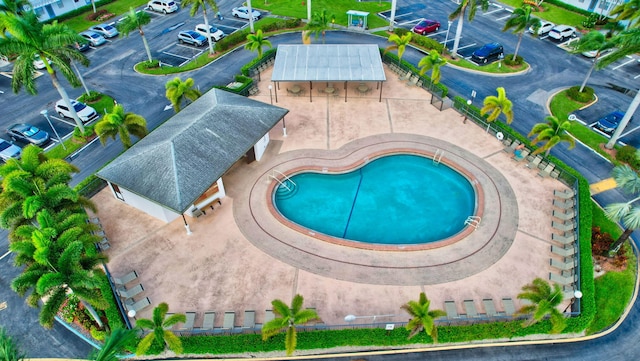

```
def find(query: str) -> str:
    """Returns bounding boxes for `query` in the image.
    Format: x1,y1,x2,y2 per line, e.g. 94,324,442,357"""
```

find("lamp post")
344,313,395,323
127,309,136,320
443,21,453,54
40,109,66,150
463,99,472,124
563,290,583,313
268,84,273,105
282,116,287,137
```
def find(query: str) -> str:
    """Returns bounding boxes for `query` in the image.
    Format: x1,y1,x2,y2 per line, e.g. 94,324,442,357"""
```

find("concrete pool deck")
97,65,572,331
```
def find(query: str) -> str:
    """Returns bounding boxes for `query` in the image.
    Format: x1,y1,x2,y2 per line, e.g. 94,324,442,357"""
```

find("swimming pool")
272,154,476,245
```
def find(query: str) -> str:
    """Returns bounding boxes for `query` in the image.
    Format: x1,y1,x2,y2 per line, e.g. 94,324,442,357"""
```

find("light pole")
443,21,453,54
40,109,66,149
127,309,136,320
463,99,472,124
563,290,583,313
344,313,395,323
268,84,273,105
282,116,287,137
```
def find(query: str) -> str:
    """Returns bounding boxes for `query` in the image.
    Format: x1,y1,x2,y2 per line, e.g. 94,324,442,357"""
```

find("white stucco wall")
254,133,270,161
30,0,97,21
106,182,181,223
559,0,620,16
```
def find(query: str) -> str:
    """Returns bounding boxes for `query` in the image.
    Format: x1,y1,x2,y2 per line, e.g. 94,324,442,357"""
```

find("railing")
433,149,444,164
464,216,481,229
270,170,296,192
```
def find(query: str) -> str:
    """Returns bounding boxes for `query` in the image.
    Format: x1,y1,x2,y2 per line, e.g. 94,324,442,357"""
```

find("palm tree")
502,6,540,61
0,11,90,132
117,7,153,62
245,29,272,59
418,50,447,85
181,0,218,55
528,115,575,156
604,165,640,254
517,278,566,333
95,105,148,149
571,31,615,92
401,292,446,341
0,0,29,15
0,327,25,361
448,0,490,57
261,294,320,356
165,77,202,112
385,32,412,66
480,87,514,124
135,303,186,355
305,9,335,44
610,0,640,28
0,145,95,231
90,328,137,361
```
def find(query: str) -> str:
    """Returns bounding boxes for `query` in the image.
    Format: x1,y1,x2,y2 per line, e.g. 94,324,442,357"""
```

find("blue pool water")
273,154,476,245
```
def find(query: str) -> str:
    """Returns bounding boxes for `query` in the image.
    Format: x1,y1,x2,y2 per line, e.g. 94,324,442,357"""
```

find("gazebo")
346,10,369,30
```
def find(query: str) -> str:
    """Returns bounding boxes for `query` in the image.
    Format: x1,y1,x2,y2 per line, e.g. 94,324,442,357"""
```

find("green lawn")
63,0,149,32
260,0,391,29
447,57,529,74
497,0,588,28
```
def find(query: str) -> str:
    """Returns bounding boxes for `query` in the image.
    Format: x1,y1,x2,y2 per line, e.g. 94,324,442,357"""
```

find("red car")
412,19,441,35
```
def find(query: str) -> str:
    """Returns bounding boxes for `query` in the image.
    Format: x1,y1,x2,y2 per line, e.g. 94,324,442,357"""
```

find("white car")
194,23,225,42
548,25,576,41
55,99,99,124
89,23,119,38
232,6,260,20
147,0,179,14
32,54,49,70
529,21,554,36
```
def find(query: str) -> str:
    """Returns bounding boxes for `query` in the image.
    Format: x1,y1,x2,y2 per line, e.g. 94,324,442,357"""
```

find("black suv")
471,43,504,64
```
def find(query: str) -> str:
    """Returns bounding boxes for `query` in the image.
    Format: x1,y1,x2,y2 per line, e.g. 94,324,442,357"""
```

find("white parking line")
634,73,640,79
162,51,192,60
484,7,504,16
496,14,512,21
0,250,11,261
457,43,477,51
84,49,135,76
613,56,636,70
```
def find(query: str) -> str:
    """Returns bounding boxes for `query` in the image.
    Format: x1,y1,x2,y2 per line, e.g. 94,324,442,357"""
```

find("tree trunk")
248,0,255,33
71,61,90,96
91,0,96,13
451,10,465,57
80,299,104,329
606,89,640,149
203,11,215,55
608,227,633,255
307,0,311,21
513,32,523,60
49,71,85,133
389,0,397,31
579,56,598,93
139,28,153,63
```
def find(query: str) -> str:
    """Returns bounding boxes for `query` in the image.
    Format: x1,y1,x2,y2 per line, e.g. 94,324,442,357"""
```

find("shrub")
566,85,594,103
90,327,107,341
616,145,637,166
504,54,523,66
140,60,160,69
72,125,95,142
392,28,444,53
78,90,102,103
86,9,110,21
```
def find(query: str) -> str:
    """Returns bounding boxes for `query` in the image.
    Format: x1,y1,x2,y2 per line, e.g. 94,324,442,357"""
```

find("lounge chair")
89,217,100,225
112,270,138,286
550,258,576,271
553,199,576,210
551,244,576,257
406,75,420,87
463,300,480,317
98,237,110,251
222,311,235,330
552,220,575,232
501,298,516,316
264,309,275,323
553,209,575,221
179,312,196,331
201,311,215,330
554,189,575,199
549,272,577,285
513,148,530,162
116,283,144,299
526,155,542,169
538,163,556,177
243,310,256,329
503,140,521,154
124,297,151,313
399,71,412,81
482,299,501,317
444,300,460,319
552,232,576,244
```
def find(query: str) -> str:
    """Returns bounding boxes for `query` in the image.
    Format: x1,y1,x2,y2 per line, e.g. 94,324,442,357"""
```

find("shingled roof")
97,89,289,213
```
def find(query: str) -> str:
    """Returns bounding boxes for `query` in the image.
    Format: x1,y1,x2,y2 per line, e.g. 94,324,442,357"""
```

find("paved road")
1,1,640,358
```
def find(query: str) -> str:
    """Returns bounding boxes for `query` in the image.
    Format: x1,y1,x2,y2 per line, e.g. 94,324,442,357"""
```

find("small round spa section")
237,134,519,285
272,154,476,246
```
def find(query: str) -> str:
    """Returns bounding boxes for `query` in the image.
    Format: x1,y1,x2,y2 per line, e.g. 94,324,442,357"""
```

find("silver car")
80,30,107,46
0,139,21,162
7,123,50,145
89,23,119,38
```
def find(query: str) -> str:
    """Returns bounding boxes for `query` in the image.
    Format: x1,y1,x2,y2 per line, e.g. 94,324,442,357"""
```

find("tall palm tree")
90,328,137,361
528,115,575,156
244,29,272,59
571,31,615,92
448,0,489,56
305,9,335,44
385,32,412,65
502,6,540,61
517,278,566,333
480,87,514,124
0,327,25,361
261,294,320,356
610,0,640,28
95,105,148,149
165,77,202,112
0,0,29,15
0,11,89,132
418,50,447,85
117,7,153,62
401,292,446,341
182,0,218,55
604,165,640,254
135,303,186,355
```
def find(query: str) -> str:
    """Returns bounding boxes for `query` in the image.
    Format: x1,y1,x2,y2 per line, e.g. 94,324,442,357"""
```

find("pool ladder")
464,216,481,229
433,149,444,165
270,170,297,192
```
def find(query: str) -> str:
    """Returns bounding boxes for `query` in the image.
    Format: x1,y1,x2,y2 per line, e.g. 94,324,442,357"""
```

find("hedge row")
240,48,277,77
382,50,449,97
393,27,445,54
214,18,300,53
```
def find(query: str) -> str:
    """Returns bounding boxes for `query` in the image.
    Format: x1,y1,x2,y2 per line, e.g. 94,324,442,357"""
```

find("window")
57,1,64,9
111,183,125,201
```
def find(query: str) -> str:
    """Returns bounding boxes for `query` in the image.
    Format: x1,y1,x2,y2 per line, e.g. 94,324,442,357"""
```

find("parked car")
80,31,107,47
595,110,628,134
0,139,21,162
7,123,49,145
147,0,179,14
232,6,261,20
411,19,440,35
89,23,119,38
548,25,576,41
71,41,90,52
54,99,99,124
32,54,49,70
194,23,225,42
529,21,554,36
177,31,207,47
471,42,504,64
